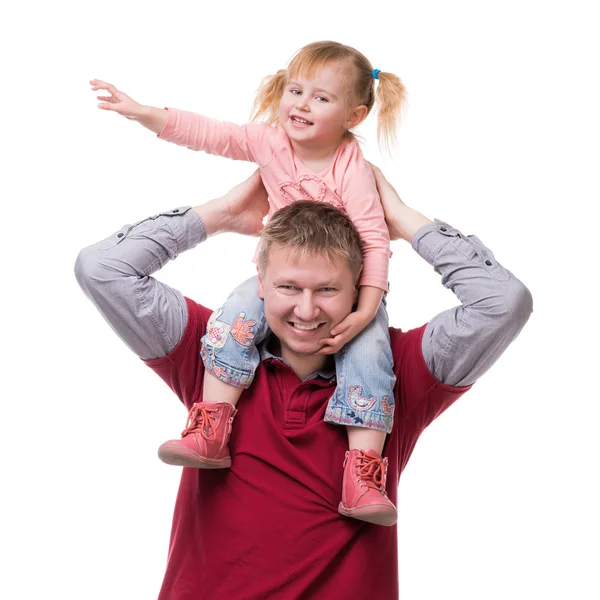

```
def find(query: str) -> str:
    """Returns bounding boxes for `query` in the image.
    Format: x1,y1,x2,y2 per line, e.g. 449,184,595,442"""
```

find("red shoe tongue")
363,448,382,459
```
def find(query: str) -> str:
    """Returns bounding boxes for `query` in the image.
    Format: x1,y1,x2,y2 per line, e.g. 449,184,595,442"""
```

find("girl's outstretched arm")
90,79,168,134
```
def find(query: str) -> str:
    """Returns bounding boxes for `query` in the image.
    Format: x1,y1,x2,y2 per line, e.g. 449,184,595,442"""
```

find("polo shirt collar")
258,335,336,383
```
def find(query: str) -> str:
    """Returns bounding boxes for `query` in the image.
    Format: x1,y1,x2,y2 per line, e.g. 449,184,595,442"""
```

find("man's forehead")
266,246,352,282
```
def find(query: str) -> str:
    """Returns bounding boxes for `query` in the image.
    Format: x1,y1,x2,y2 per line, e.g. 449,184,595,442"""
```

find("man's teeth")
292,323,320,331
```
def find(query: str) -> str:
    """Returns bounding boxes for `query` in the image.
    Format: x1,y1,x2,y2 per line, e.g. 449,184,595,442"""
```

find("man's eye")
319,287,336,293
279,285,296,291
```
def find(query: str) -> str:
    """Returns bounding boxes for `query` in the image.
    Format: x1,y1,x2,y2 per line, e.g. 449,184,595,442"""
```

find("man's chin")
279,338,324,358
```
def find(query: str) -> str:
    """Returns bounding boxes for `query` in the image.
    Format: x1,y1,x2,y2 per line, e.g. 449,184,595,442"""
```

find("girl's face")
278,63,366,150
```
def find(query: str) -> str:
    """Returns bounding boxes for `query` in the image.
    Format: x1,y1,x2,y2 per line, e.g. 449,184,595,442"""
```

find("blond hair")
251,40,407,152
257,201,363,280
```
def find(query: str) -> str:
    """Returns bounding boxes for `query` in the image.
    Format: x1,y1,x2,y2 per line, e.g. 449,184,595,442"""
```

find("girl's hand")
90,80,145,120
317,311,370,355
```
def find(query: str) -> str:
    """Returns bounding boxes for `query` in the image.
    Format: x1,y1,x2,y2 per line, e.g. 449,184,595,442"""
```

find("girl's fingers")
90,80,119,95
90,79,112,88
317,347,335,355
96,96,115,102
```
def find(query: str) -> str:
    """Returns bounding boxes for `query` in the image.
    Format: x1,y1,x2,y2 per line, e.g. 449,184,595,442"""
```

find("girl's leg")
158,276,269,469
347,426,386,455
326,301,397,526
325,301,396,436
200,275,269,392
203,372,244,407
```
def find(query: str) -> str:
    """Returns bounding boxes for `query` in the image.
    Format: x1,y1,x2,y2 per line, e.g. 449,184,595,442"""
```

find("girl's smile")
278,63,366,161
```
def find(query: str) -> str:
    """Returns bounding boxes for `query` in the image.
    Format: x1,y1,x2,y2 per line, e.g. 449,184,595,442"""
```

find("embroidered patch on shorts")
200,346,209,363
230,312,257,347
382,396,393,415
205,309,231,349
212,366,228,379
347,385,377,412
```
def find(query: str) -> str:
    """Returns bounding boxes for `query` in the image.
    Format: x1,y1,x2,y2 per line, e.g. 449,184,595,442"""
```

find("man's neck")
266,338,333,381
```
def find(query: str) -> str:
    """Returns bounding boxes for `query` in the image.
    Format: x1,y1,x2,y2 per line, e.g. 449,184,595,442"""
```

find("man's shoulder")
389,323,473,432
144,297,212,367
143,298,213,409
389,323,427,361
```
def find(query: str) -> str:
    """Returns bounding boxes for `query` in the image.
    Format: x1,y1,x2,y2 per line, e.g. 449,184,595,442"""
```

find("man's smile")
288,321,326,332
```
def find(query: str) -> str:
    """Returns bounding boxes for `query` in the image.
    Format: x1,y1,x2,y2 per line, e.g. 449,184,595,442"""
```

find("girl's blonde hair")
251,40,407,152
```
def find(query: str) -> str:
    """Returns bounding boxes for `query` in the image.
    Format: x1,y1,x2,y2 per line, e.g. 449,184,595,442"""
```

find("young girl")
91,40,406,527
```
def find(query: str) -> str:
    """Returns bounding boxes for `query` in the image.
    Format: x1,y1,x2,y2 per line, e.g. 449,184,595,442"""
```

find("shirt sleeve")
143,297,213,411
74,206,206,360
390,324,472,439
158,108,275,167
412,219,534,387
338,145,390,291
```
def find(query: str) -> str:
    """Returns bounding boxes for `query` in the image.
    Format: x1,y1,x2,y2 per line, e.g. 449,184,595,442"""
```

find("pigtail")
250,69,287,125
374,72,407,153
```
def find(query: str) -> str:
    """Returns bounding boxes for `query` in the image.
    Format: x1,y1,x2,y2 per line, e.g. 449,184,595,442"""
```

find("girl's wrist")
137,105,169,134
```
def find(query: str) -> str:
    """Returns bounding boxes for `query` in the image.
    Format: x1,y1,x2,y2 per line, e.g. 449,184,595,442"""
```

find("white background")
2,0,599,598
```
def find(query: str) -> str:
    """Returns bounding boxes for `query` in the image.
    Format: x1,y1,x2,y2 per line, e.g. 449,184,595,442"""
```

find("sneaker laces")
353,451,389,493
181,404,220,440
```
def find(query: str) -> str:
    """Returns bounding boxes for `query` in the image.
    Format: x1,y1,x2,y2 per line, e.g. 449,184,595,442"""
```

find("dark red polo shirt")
145,298,470,600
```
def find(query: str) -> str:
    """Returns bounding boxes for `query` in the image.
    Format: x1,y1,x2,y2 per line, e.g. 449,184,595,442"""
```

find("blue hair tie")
372,69,381,80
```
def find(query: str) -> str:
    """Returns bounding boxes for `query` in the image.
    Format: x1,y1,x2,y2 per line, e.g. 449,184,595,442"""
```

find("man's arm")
372,166,533,387
74,172,269,360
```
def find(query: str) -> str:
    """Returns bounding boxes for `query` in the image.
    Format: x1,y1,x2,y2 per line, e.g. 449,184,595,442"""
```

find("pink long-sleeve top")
159,109,390,291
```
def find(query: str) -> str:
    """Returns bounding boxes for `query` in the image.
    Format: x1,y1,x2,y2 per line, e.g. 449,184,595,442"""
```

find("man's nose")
294,291,319,321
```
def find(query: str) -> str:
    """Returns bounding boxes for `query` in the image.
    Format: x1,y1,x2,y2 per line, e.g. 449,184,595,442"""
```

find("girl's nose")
295,97,310,112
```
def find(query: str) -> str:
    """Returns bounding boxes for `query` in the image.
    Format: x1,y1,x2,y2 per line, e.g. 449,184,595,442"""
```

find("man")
75,168,532,599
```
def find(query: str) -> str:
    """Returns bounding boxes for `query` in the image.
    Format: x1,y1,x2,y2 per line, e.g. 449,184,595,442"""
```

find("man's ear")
346,105,368,129
353,264,363,302
257,265,265,300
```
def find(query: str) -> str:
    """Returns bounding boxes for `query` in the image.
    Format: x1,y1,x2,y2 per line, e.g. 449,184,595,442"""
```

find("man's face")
257,244,359,371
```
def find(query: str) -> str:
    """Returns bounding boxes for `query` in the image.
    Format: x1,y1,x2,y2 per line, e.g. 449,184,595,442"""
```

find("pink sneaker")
338,449,397,527
157,401,237,469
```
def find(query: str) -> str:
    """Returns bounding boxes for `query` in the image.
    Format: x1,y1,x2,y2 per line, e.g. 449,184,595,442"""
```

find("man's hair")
258,201,364,279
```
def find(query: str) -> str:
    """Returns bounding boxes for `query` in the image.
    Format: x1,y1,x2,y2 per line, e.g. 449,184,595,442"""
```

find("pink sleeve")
157,108,275,166
339,146,390,292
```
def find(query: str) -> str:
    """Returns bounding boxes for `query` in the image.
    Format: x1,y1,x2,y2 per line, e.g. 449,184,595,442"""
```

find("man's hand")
194,170,269,237
370,164,433,242
317,311,371,355
221,170,270,236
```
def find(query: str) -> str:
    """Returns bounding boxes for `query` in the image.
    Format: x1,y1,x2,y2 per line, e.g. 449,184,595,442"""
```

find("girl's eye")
290,89,301,96
316,96,329,102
